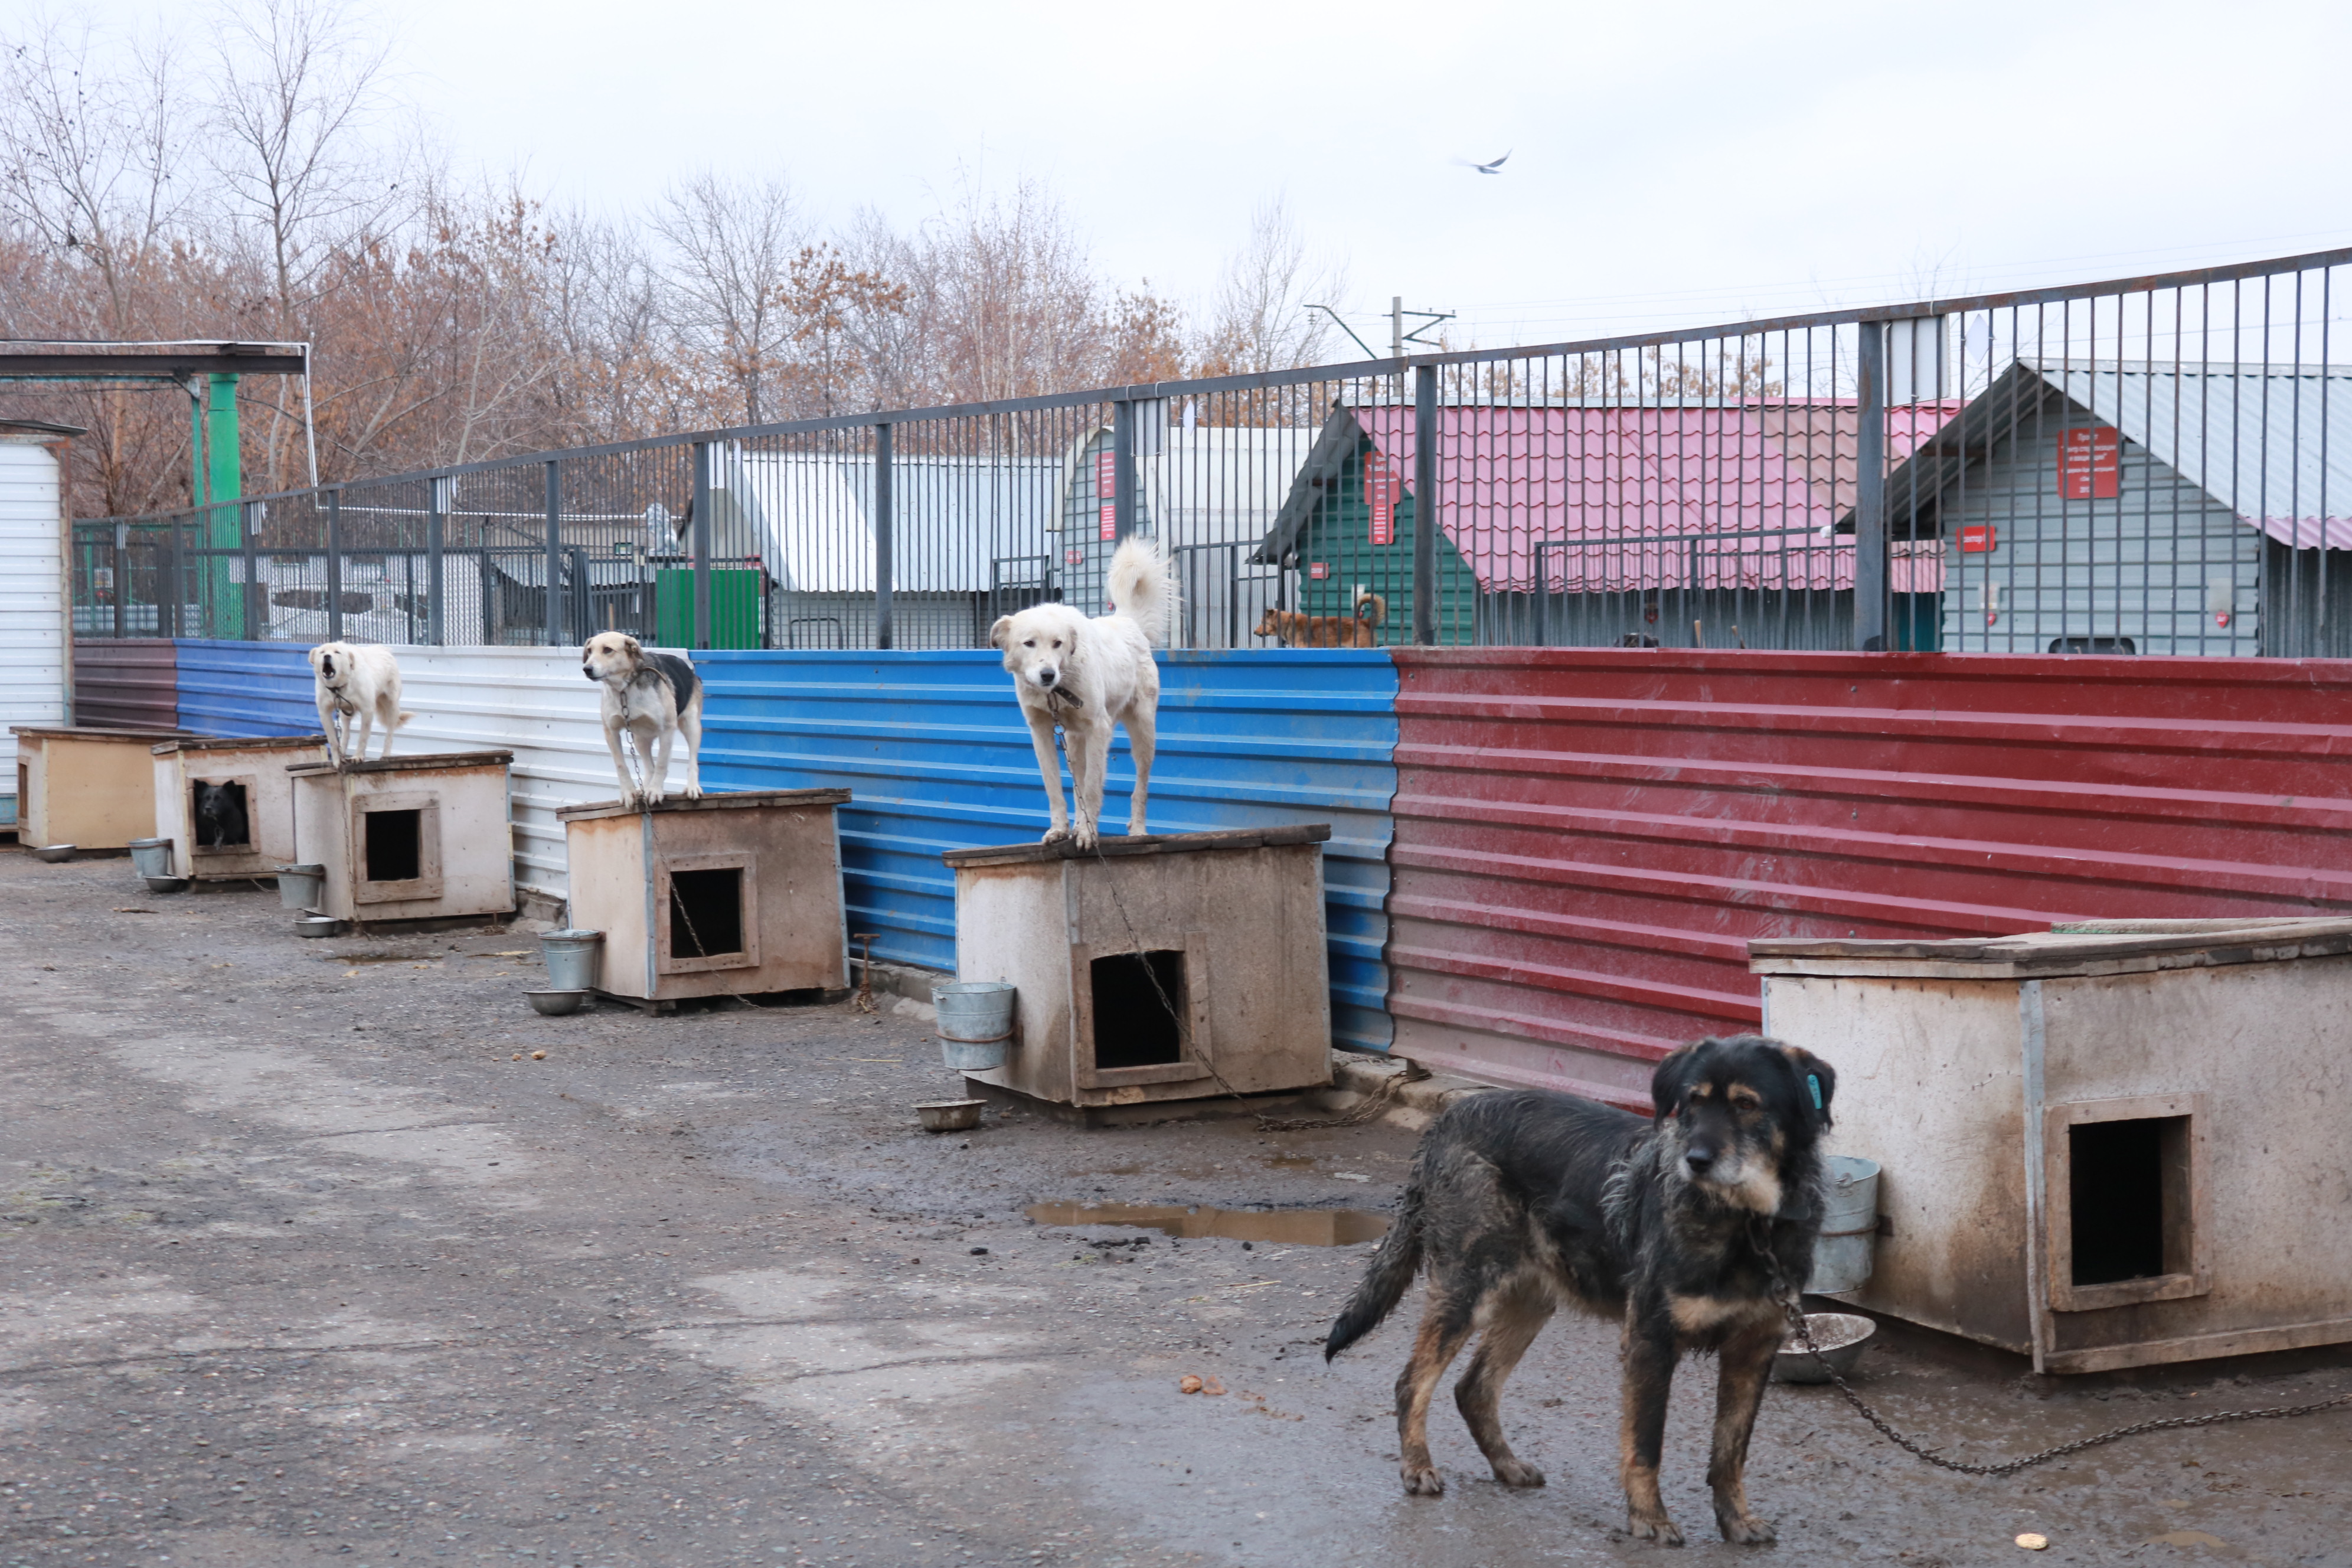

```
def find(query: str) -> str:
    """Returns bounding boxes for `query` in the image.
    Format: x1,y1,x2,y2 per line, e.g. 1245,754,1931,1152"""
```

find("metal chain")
1749,1219,2352,1476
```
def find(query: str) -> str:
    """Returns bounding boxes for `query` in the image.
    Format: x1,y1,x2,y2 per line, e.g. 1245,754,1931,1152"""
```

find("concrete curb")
1328,1051,1494,1130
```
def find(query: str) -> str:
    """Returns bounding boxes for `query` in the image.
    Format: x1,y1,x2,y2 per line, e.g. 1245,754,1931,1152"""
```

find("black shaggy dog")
192,780,250,849
1325,1035,1838,1546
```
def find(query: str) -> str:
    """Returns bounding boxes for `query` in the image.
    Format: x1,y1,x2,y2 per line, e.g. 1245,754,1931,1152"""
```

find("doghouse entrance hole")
2069,1115,2191,1285
1089,950,1187,1069
362,809,423,883
194,780,251,847
668,868,745,959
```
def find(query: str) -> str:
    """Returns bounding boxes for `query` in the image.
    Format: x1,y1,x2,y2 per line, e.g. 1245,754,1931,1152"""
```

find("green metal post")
202,373,243,636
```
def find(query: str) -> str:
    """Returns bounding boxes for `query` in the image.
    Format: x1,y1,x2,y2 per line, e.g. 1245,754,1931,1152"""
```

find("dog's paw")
1491,1458,1546,1489
1715,1509,1775,1546
682,782,703,800
1040,825,1072,845
1399,1464,1446,1497
1626,1513,1685,1547
1071,824,1100,850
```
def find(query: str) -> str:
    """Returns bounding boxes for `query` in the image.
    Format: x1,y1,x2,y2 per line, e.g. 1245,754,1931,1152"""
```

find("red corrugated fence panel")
73,639,181,731
1388,649,2352,1109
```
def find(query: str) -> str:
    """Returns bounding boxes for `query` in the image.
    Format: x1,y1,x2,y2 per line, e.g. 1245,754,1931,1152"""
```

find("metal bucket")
275,863,326,910
128,837,172,878
1807,1155,1881,1294
540,929,605,993
934,981,1016,1072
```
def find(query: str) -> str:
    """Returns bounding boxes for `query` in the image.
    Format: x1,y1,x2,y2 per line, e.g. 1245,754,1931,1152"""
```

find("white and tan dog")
582,633,703,808
308,642,410,766
989,537,1172,850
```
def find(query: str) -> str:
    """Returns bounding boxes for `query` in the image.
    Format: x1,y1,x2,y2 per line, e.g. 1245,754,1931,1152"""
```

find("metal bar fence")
70,248,2352,658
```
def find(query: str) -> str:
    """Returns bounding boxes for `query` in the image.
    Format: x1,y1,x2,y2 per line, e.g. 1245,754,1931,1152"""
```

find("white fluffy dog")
582,632,704,808
989,537,1172,850
308,642,410,766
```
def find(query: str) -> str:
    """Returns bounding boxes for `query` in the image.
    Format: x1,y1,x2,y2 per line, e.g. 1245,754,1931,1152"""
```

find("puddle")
1025,1201,1388,1246
1265,1154,1317,1170
326,953,430,965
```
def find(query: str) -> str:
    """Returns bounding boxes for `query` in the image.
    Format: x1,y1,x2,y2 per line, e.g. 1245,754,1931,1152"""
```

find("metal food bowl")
293,914,343,938
31,844,76,864
525,988,590,1017
1772,1311,1877,1384
915,1099,985,1133
144,874,192,894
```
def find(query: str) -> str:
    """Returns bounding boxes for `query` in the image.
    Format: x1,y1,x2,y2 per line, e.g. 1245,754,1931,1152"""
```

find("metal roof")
1255,401,1960,593
730,449,1063,593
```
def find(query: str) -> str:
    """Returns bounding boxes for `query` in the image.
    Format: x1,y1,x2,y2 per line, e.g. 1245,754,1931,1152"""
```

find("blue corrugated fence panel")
695,649,1399,1053
176,639,315,736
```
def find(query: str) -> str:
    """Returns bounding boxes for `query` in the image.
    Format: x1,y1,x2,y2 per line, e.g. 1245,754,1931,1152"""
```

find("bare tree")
1200,198,1350,375
652,174,806,426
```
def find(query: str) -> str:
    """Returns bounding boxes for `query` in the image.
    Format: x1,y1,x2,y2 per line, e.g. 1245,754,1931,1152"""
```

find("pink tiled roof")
1354,403,1963,594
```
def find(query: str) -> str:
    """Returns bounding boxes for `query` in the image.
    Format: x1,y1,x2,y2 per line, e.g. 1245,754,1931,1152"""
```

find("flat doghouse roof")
152,734,326,756
1749,917,2352,980
556,787,852,824
286,750,514,778
11,725,193,743
942,823,1331,868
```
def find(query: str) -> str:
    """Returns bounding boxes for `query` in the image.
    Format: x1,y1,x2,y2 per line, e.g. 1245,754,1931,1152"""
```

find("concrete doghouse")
1752,918,2352,1375
557,789,851,1007
943,825,1335,1113
288,751,516,925
11,726,188,851
151,734,324,880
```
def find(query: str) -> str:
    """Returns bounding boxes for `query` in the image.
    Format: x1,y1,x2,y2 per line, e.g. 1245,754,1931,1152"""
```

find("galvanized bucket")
128,837,172,879
274,863,326,910
1806,1155,1881,1294
934,981,1016,1072
540,930,605,993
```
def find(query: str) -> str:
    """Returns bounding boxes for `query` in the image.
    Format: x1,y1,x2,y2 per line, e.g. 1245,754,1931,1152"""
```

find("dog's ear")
1648,1044,1703,1125
1777,1043,1837,1133
620,635,641,657
988,616,1013,650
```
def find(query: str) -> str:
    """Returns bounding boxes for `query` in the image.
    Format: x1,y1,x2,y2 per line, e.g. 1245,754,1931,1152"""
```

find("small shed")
1753,918,2352,1374
152,734,324,880
1,419,81,827
1873,360,2352,656
289,751,516,925
557,789,852,1005
11,726,187,850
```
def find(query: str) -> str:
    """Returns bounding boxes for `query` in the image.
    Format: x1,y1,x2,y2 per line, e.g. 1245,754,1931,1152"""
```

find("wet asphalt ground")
4,847,2350,1568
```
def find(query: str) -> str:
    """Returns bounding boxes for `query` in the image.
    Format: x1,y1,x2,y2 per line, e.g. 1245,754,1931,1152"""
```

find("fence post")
426,476,447,646
544,459,564,647
1412,363,1439,646
325,488,344,642
691,440,712,651
242,501,264,641
874,422,894,649
1112,399,1136,544
112,522,128,640
163,516,182,638
1854,322,1888,651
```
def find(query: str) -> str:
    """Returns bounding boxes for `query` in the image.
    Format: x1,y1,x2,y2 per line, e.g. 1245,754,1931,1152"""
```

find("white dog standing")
308,642,410,766
989,537,1172,850
582,633,704,808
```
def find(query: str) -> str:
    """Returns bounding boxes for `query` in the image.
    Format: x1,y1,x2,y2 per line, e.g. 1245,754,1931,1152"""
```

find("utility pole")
1392,297,1404,360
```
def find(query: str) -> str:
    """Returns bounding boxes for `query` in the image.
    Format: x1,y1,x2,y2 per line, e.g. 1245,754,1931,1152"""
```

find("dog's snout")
582,664,596,680
1036,668,1057,687
1683,1144,1719,1175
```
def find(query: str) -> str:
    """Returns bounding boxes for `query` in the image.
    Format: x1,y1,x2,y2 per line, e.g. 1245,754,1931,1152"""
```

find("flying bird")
1471,151,1510,174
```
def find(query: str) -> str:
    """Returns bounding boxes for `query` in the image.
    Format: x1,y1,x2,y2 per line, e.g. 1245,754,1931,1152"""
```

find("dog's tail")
1324,1161,1427,1361
1353,587,1388,627
1107,535,1174,646
393,710,414,730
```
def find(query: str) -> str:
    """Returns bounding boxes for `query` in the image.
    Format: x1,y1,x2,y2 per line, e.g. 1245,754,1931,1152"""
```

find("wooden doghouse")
152,734,324,880
944,825,1334,1113
288,751,516,925
11,726,188,850
1752,918,2352,1374
558,789,851,1007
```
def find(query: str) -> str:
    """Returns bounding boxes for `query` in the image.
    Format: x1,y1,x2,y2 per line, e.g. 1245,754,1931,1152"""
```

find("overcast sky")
81,0,2352,349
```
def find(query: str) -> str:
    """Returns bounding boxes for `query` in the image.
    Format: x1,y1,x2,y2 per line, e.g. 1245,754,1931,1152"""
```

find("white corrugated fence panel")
0,439,68,819
384,646,629,912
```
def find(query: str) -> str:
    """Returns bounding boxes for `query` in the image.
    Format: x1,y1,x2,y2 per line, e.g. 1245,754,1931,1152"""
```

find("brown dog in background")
1256,586,1386,648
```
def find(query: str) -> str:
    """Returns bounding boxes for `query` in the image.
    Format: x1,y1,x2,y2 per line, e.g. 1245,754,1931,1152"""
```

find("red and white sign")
1065,547,1084,565
1096,450,1118,540
1308,561,1330,580
2057,427,2120,500
1364,450,1400,547
1959,524,1998,554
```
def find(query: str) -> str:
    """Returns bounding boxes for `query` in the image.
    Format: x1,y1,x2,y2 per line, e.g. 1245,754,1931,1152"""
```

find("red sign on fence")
1308,561,1329,580
2057,427,2120,499
1959,524,1998,553
1364,451,1399,546
1095,450,1119,541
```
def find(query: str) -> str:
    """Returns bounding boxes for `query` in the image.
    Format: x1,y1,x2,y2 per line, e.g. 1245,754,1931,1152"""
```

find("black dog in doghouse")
193,780,251,849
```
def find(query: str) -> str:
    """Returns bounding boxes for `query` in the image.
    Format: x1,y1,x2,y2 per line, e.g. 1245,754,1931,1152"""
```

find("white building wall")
0,436,69,823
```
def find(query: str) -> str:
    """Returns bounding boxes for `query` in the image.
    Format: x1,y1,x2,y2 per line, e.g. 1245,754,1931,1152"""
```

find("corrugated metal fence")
694,650,1399,1051
72,639,179,730
1384,649,2352,1105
